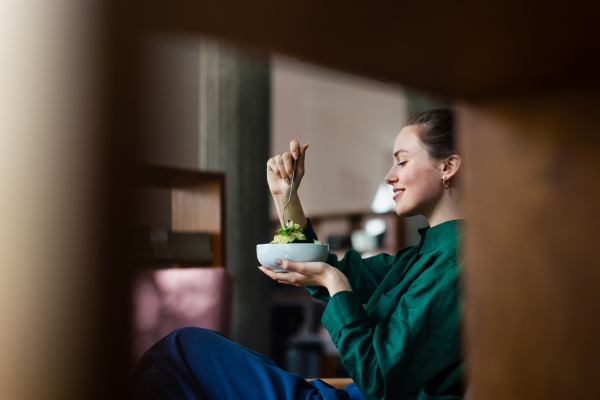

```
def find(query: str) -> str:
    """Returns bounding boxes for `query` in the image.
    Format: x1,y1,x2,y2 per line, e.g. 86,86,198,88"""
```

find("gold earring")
443,179,450,189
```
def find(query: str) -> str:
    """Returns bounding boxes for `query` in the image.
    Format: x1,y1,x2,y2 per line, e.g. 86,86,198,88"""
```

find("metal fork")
281,157,297,228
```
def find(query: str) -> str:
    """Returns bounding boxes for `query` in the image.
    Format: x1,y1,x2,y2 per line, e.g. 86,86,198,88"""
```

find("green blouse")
303,218,464,400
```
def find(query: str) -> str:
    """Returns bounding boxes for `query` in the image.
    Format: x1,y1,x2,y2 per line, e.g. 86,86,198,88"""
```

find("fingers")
274,272,298,285
259,265,295,280
290,140,300,160
268,141,307,185
278,259,327,278
275,280,294,285
274,155,290,183
297,143,309,173
259,266,300,286
266,158,280,178
278,259,307,274
260,266,292,283
259,266,275,278
282,152,294,180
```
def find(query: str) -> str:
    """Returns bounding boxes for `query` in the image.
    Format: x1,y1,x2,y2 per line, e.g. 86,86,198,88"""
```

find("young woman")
134,108,465,400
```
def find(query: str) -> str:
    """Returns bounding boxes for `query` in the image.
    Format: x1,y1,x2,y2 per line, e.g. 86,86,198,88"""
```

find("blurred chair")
132,267,234,362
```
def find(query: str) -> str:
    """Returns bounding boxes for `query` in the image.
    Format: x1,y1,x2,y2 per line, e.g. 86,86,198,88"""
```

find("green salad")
270,220,323,244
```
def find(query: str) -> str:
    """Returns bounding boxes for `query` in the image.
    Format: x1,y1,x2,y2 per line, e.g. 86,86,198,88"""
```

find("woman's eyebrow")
393,149,409,159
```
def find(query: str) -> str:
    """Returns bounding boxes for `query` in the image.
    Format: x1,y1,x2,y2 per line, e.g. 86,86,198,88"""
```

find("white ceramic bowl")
257,243,329,273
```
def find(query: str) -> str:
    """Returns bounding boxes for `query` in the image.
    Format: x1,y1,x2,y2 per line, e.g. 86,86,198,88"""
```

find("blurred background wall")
271,56,407,216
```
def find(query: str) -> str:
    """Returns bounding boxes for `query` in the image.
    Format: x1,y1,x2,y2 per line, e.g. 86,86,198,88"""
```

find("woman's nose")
385,169,398,185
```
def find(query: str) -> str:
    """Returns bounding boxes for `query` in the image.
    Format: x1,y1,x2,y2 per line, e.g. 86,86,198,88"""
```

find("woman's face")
385,126,444,217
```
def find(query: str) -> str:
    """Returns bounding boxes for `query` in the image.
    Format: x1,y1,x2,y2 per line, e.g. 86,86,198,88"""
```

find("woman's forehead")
394,126,422,155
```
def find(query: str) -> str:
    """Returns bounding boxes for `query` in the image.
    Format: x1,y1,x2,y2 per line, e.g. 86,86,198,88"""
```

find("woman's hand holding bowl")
259,259,353,297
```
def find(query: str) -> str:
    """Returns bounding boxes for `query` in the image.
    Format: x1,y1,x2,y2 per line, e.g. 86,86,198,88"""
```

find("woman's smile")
392,188,405,201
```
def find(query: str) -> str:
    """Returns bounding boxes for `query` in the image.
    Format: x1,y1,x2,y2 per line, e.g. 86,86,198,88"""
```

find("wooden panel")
461,85,600,399
172,181,222,233
0,1,132,399
135,0,600,98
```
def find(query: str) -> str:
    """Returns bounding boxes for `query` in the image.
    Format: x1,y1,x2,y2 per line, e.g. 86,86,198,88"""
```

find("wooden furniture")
131,165,233,363
10,1,598,399
133,164,226,267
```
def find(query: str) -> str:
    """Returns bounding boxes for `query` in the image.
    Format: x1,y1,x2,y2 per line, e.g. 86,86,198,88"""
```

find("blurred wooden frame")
111,2,600,398
4,0,600,399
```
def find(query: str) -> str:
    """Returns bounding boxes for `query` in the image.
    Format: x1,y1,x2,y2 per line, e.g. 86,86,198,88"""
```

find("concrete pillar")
199,39,272,355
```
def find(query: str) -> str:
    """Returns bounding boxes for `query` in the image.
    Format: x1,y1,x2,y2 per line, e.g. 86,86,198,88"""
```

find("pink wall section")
271,56,408,218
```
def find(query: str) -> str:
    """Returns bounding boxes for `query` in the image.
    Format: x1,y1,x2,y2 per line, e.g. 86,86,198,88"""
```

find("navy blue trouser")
134,327,366,400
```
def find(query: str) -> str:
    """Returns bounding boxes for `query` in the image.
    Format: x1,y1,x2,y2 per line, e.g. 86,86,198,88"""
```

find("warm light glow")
365,218,387,236
371,183,395,213
351,230,377,253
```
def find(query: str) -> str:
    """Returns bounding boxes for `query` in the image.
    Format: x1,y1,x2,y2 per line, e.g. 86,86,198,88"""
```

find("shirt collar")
416,219,462,255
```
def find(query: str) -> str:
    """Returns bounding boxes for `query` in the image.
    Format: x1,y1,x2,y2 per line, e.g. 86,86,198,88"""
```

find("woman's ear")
442,154,462,180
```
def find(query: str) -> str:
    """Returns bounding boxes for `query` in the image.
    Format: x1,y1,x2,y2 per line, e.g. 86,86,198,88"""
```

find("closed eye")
398,161,407,167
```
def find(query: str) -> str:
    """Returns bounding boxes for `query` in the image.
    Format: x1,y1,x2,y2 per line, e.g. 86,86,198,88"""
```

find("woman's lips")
393,189,405,201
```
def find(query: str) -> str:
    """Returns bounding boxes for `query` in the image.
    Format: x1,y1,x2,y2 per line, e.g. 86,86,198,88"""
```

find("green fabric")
303,218,464,400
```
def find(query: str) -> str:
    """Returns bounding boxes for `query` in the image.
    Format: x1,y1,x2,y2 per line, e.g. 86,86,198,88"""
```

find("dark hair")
406,108,457,160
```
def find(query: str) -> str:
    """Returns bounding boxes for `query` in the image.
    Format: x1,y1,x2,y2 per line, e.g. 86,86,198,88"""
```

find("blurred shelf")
131,164,226,268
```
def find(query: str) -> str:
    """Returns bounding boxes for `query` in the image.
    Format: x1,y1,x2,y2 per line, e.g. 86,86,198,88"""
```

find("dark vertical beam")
99,1,147,398
461,85,600,399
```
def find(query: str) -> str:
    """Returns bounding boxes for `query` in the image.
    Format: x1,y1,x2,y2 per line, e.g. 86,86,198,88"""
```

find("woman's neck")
425,187,464,227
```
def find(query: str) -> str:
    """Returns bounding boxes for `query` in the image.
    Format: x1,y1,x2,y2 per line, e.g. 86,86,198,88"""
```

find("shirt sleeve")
322,278,461,400
303,218,414,304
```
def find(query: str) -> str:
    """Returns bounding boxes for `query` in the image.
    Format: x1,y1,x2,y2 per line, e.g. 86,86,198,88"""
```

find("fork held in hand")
281,157,297,228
